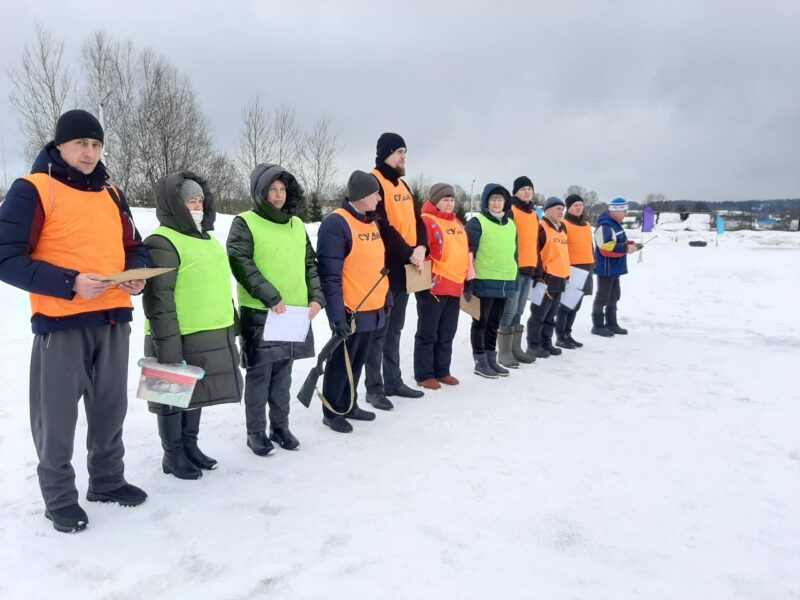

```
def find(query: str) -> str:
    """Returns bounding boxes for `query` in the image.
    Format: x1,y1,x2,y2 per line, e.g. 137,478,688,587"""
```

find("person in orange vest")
498,176,539,368
555,193,595,349
526,196,570,358
0,110,151,533
413,183,473,389
316,171,391,433
364,133,429,410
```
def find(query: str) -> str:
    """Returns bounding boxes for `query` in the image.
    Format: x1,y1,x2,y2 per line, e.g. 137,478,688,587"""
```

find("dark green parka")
226,163,325,367
143,171,243,415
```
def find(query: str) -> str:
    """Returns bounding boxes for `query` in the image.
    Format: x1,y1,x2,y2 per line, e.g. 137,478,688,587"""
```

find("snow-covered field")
1,209,798,600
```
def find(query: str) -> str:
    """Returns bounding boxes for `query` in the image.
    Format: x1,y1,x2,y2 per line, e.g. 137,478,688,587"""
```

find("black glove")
462,281,473,303
333,320,351,339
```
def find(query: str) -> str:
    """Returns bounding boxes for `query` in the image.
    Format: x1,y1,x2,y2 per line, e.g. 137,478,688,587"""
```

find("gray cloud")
1,0,797,201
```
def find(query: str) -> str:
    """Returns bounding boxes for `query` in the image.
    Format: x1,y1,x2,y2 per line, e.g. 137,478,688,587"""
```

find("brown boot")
417,378,442,390
436,375,460,386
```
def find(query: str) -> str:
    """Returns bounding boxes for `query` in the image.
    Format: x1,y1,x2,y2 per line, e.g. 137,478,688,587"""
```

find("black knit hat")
565,194,584,209
54,109,104,145
347,170,380,202
512,176,534,195
376,132,406,164
544,196,566,210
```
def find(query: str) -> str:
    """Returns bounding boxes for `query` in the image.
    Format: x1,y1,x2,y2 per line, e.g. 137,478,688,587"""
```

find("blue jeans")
500,274,532,327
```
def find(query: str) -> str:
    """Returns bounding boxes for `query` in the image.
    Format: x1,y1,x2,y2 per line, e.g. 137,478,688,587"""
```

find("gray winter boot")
473,352,499,379
486,350,510,377
496,326,519,368
511,325,535,363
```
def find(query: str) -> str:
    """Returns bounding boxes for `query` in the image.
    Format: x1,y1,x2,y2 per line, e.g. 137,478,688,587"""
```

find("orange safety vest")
24,174,132,318
333,208,389,312
371,169,417,246
540,221,571,278
563,219,595,265
511,204,539,268
421,213,469,283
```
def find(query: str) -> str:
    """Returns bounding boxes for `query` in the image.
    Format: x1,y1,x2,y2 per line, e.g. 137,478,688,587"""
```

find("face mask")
190,210,204,228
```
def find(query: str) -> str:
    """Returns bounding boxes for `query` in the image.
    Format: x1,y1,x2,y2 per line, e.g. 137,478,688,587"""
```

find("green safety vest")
145,226,234,336
236,211,309,309
474,214,517,281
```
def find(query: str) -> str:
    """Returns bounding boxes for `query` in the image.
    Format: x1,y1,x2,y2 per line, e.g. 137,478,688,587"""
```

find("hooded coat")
143,171,243,414
226,164,324,366
465,184,518,299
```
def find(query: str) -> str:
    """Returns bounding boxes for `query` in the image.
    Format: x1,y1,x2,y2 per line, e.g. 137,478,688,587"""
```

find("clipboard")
459,294,480,320
405,262,432,293
102,267,175,284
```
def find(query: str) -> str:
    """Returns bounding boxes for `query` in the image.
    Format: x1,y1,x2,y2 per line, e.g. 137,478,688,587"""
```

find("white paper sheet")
528,281,548,306
559,285,584,310
569,267,589,290
263,306,311,342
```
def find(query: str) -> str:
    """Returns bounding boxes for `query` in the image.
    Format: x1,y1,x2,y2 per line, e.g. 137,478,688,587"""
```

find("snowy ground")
0,209,798,600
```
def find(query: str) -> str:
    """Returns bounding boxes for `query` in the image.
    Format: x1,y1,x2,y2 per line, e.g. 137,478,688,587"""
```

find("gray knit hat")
347,170,380,202
179,179,204,204
428,182,455,206
544,196,565,210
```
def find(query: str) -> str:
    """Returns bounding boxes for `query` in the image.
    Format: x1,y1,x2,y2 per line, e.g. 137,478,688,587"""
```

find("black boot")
45,504,88,533
366,392,394,411
555,309,574,349
542,340,562,356
606,310,628,335
527,343,550,359
182,409,217,470
247,431,275,456
591,312,614,337
157,414,202,479
270,425,300,450
555,333,576,349
565,310,583,347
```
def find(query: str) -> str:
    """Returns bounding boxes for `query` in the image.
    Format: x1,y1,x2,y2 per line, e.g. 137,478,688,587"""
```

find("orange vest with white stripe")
540,222,571,278
371,169,417,246
333,208,389,312
421,213,469,284
511,204,539,268
24,173,132,318
562,219,595,265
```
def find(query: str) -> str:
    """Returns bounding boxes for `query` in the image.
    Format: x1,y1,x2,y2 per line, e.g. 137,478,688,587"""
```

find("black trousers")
244,358,294,432
592,276,621,315
526,292,562,347
365,288,408,395
413,292,460,381
556,296,583,335
470,297,506,354
322,330,374,418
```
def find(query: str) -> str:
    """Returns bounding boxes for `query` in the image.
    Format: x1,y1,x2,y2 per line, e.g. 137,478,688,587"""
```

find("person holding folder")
227,164,324,454
413,183,473,389
143,172,243,479
316,171,390,433
526,196,570,358
465,184,518,379
555,194,595,349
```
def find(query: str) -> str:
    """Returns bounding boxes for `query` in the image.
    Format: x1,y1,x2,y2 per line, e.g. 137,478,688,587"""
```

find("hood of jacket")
480,183,512,224
153,171,215,236
249,163,303,224
31,141,110,192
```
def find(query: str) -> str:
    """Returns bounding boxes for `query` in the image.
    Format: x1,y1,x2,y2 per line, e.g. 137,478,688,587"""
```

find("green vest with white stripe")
236,211,309,310
474,214,517,281
145,227,234,335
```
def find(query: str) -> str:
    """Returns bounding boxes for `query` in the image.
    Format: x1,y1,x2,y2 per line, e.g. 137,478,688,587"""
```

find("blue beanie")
609,197,629,212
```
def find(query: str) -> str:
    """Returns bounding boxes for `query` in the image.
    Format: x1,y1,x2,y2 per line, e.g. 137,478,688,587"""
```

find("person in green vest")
227,163,325,455
143,172,244,480
464,184,518,379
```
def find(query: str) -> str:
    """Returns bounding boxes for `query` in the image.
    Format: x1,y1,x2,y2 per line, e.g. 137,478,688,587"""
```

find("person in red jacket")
413,184,473,389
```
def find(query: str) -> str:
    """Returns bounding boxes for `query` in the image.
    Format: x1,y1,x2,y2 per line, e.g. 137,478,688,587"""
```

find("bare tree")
299,116,339,202
271,105,303,174
237,94,272,174
8,24,73,161
203,151,249,215
565,184,600,218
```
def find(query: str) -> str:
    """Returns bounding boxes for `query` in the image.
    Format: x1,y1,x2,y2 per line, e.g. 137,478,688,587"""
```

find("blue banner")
716,215,725,235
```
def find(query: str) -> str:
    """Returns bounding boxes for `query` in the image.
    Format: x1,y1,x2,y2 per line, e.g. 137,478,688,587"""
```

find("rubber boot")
473,352,499,379
486,350,510,377
511,325,535,363
606,310,628,335
157,414,202,480
591,312,614,337
496,326,519,368
182,409,217,470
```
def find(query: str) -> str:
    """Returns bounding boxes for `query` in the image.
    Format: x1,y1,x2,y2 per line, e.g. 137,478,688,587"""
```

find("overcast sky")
1,0,797,202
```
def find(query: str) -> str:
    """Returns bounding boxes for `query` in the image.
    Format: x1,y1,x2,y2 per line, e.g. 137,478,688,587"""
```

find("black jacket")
143,171,243,414
372,162,429,293
226,164,324,365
